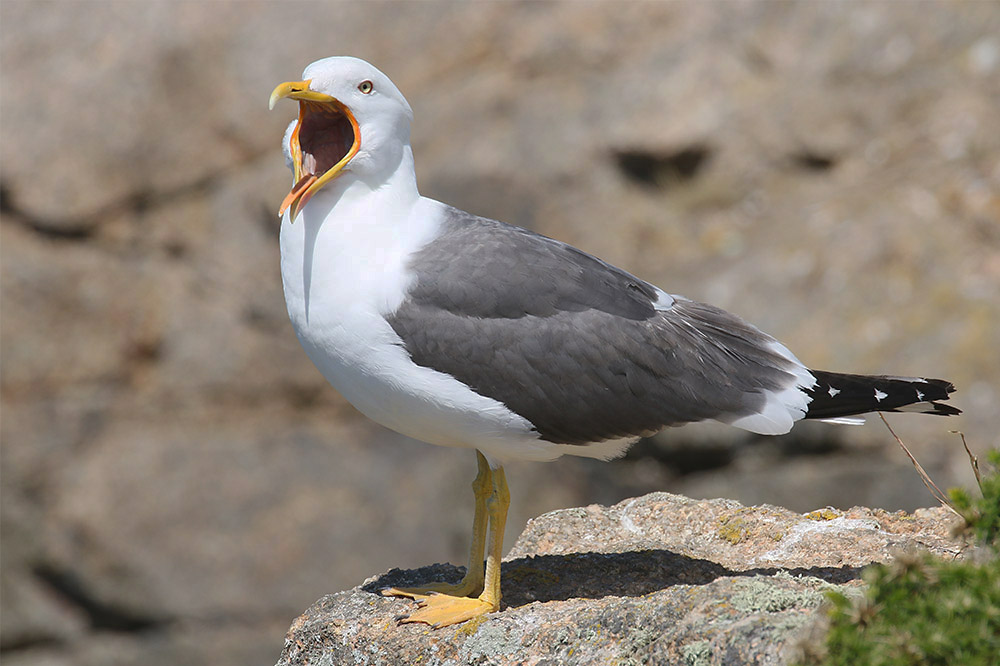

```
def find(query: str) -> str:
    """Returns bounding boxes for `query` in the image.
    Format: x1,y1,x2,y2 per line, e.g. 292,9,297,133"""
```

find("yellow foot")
396,592,497,628
381,578,482,600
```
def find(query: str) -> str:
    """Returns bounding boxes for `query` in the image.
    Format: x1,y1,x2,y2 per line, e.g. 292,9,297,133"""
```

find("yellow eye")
358,80,373,94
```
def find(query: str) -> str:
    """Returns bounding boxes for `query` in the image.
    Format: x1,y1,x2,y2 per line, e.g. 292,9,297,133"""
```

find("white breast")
278,185,556,464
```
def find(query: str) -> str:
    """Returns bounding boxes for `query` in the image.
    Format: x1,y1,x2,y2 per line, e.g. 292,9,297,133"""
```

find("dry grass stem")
879,413,960,516
951,430,982,492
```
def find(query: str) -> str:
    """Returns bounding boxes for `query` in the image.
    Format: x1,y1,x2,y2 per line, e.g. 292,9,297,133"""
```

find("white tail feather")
817,416,866,426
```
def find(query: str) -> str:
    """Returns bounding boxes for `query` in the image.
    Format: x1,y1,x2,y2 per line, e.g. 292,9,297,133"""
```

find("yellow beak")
269,79,361,221
269,79,332,110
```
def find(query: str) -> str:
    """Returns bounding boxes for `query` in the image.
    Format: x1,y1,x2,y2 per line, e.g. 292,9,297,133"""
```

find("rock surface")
2,2,997,666
275,493,964,666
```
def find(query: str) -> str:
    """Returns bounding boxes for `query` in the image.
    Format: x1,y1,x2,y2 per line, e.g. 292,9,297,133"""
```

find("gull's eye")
358,80,374,94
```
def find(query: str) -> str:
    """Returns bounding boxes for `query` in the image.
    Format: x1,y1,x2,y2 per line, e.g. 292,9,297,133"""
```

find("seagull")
269,56,960,628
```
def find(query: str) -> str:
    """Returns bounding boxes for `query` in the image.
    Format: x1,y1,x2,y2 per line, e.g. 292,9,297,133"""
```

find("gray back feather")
387,207,800,444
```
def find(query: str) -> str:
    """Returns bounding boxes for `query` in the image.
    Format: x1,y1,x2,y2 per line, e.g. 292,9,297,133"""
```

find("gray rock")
274,493,964,666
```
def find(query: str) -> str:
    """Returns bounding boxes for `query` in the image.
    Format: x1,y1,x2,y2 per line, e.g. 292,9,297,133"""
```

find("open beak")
269,79,361,221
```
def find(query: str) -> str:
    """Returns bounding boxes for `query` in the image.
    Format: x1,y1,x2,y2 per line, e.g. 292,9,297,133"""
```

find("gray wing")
386,206,801,444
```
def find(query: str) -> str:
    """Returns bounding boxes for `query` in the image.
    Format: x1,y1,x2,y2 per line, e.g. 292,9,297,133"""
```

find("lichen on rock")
275,493,964,666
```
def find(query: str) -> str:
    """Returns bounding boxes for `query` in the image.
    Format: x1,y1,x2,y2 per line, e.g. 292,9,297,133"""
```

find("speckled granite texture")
275,493,963,666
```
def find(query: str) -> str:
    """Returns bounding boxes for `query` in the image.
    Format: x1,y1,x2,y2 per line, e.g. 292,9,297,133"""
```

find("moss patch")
805,508,841,521
717,515,751,544
716,507,788,544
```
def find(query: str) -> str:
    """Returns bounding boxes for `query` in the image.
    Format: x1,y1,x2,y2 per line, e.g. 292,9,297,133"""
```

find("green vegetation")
801,449,1000,666
949,449,1000,550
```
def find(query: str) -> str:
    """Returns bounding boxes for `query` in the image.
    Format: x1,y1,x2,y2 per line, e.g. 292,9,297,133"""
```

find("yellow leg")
478,464,508,609
383,451,491,599
394,458,510,628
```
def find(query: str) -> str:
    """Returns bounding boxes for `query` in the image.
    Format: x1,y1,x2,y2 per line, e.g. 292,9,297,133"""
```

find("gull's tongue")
302,152,318,176
278,173,318,217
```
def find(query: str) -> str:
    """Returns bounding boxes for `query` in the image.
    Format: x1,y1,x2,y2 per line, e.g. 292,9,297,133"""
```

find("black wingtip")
805,371,961,421
922,377,957,394
926,401,962,417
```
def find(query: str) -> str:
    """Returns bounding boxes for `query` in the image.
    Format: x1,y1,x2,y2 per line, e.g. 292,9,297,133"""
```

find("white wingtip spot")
828,386,841,397
916,390,924,401
874,388,888,402
653,288,676,311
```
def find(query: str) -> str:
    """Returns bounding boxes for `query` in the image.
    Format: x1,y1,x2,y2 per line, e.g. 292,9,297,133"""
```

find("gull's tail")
804,371,961,421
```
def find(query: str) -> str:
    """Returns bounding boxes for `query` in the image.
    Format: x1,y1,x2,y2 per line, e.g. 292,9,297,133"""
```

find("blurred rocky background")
1,2,997,665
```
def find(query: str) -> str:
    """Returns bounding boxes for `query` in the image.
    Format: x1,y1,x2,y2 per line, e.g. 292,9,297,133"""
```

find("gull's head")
269,56,413,219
